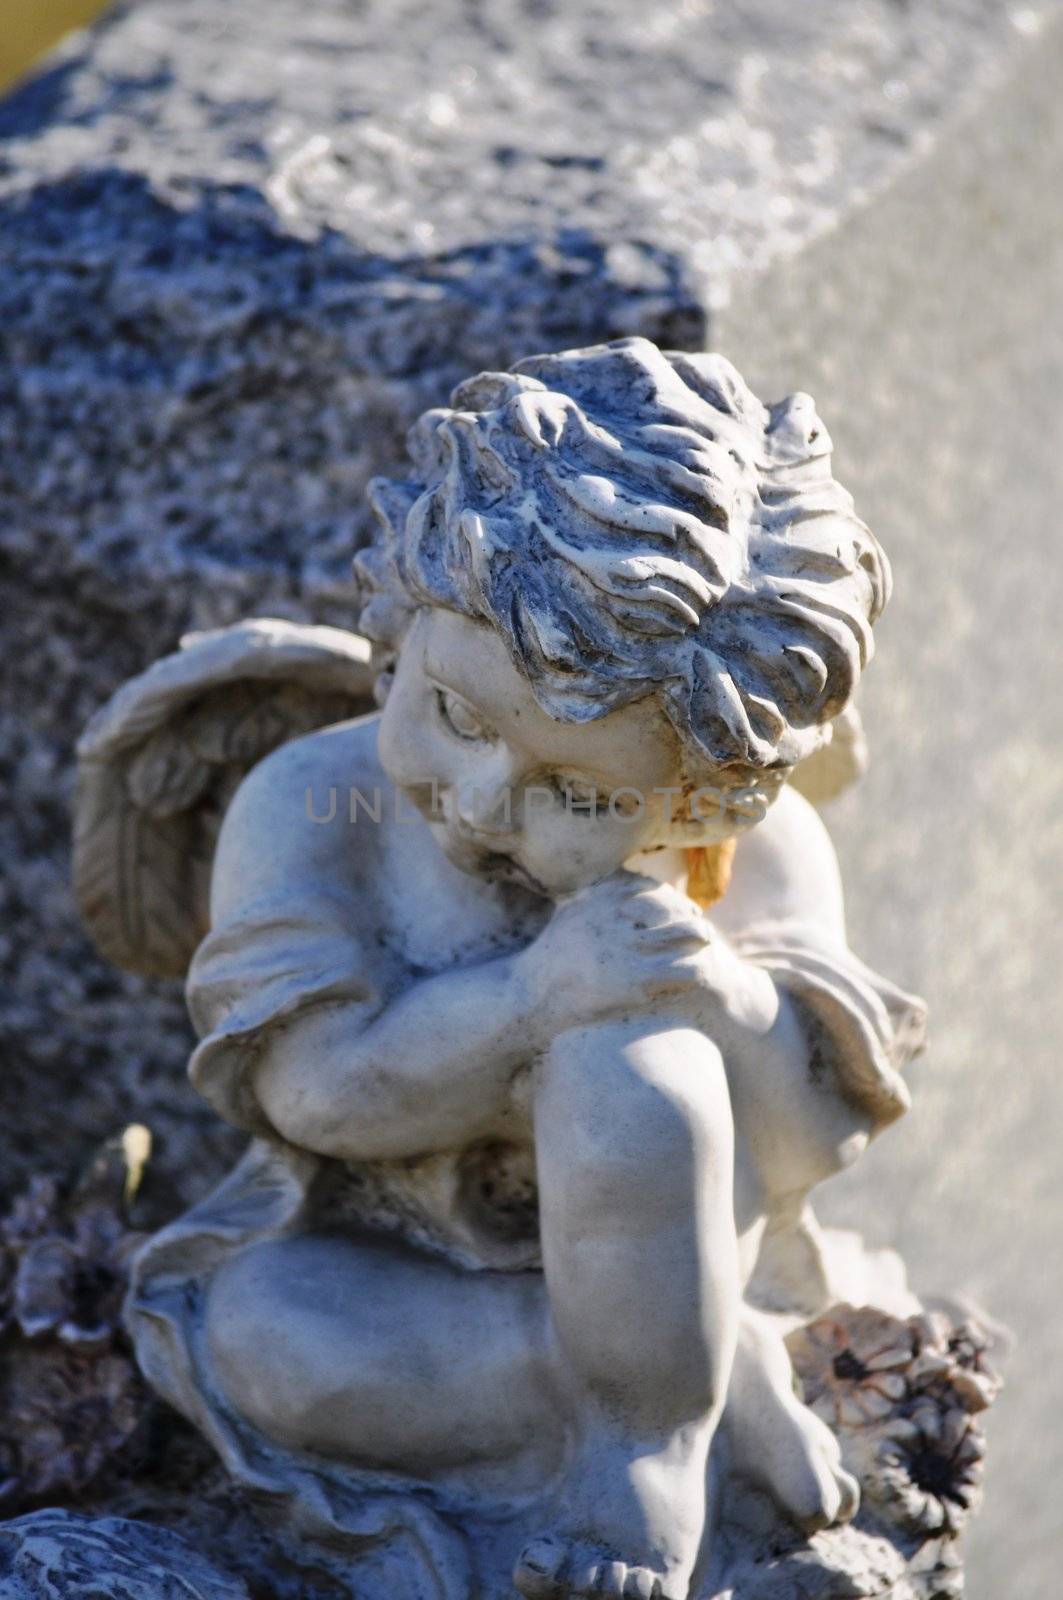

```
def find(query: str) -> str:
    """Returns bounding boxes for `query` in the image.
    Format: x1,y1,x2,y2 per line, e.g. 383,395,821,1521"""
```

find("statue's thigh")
205,1231,559,1474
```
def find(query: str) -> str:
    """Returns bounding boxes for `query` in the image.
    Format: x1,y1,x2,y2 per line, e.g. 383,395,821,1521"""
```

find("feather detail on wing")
74,619,374,980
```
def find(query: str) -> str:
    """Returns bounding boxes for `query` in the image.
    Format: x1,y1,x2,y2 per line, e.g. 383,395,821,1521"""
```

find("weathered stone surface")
0,1479,976,1600
1,0,1038,610
1,0,1060,1591
0,1511,248,1599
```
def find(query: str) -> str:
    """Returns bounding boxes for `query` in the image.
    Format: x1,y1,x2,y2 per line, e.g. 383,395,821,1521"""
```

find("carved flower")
865,1395,987,1537
0,1130,153,1510
907,1311,1000,1413
787,1305,916,1428
7,1202,141,1351
1,1135,150,1350
787,1304,1002,1540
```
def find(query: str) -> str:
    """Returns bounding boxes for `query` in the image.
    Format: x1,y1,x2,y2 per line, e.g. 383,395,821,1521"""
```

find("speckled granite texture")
1,0,1037,590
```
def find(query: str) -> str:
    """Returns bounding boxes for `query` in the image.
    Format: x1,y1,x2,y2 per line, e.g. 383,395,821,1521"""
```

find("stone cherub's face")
364,340,887,901
377,606,697,898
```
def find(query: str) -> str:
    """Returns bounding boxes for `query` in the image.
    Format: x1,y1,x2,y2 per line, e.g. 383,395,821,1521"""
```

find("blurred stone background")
0,2,1060,1593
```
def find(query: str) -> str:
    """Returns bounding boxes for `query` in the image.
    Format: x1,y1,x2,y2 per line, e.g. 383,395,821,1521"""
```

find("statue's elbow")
252,1040,419,1163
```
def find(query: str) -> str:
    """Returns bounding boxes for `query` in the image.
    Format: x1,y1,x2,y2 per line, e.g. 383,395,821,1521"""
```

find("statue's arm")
711,786,847,948
252,955,541,1160
259,846,843,1167
194,731,544,1160
710,786,925,1201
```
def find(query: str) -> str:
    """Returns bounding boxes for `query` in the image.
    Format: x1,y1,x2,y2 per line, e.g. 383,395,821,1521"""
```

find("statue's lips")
480,850,549,897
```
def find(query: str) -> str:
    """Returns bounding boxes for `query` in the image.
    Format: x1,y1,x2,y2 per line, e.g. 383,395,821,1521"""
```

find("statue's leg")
725,1302,860,1531
515,1019,739,1600
204,1228,562,1487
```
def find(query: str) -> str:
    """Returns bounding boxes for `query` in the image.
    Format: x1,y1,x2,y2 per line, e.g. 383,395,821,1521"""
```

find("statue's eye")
435,686,491,743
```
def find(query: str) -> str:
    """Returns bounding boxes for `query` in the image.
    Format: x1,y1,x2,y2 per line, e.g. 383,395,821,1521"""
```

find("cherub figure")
75,339,924,1600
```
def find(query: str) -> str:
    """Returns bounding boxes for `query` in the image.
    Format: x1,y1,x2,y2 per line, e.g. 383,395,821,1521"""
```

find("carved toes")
836,1465,861,1523
782,1418,861,1532
513,1541,669,1599
623,1568,663,1599
514,1536,565,1598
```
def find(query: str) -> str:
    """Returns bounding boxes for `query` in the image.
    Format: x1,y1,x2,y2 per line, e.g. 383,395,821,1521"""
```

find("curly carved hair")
354,337,889,787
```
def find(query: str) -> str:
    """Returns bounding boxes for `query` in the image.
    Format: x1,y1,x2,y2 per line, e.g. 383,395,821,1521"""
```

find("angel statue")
74,338,925,1600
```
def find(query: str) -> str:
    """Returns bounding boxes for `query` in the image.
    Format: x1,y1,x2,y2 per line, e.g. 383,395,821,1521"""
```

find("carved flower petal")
938,1409,972,1457
837,1394,873,1427
908,1400,944,1443
854,1387,896,1421
955,1428,986,1467
878,1417,922,1445
810,1394,839,1424
948,1368,998,1412
869,1372,907,1401
864,1344,914,1371
914,1310,954,1350
804,1320,849,1356
907,1351,952,1385
13,1236,77,1338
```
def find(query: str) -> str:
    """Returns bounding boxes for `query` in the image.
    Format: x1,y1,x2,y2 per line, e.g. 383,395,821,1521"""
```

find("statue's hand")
518,871,750,1039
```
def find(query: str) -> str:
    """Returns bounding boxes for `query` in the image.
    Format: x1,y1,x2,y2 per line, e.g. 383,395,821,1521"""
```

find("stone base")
0,1494,967,1600
0,1512,248,1600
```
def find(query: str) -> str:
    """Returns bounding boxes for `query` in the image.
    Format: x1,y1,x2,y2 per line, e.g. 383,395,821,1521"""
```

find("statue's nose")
452,754,519,836
455,776,515,835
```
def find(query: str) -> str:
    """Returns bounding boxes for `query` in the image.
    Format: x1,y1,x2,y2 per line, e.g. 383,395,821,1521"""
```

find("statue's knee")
537,1021,731,1210
206,1244,301,1435
541,1019,727,1131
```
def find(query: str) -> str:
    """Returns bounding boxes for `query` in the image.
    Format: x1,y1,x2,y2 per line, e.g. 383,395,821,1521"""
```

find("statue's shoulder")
226,709,384,812
716,786,846,941
214,713,388,890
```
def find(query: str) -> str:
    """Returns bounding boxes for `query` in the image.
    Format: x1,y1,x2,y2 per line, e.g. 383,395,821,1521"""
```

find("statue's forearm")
252,954,537,1160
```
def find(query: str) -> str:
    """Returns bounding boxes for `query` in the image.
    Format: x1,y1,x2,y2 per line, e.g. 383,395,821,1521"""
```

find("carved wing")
74,619,374,980
789,702,869,807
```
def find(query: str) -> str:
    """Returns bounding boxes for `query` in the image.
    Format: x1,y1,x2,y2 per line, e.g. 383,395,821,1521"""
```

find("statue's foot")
727,1366,859,1533
514,1536,674,1598
513,1432,707,1600
754,1393,858,1532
